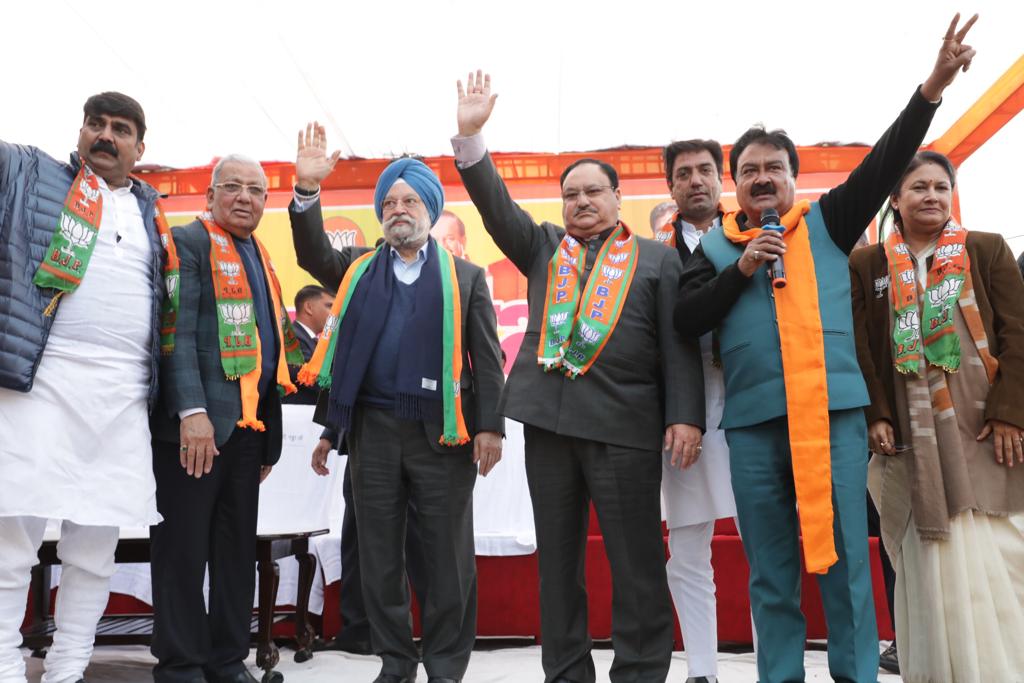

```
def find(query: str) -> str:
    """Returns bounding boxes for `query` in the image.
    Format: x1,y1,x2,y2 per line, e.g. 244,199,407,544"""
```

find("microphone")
760,208,786,289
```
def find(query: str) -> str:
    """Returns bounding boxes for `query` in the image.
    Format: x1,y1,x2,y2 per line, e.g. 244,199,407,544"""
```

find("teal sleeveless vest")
700,202,868,429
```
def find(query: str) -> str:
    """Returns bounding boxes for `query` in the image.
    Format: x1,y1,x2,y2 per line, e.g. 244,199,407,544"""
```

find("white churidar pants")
0,517,118,683
667,520,718,679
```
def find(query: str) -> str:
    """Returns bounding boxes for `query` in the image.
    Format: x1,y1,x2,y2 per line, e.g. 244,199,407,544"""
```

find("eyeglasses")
561,185,615,203
214,182,267,198
381,196,423,212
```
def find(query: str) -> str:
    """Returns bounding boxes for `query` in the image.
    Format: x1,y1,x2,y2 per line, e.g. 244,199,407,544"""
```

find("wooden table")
22,529,327,683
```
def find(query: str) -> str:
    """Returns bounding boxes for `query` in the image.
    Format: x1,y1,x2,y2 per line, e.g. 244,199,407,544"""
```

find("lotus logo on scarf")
654,231,672,243
873,275,890,299
219,303,253,336
898,269,915,285
548,312,569,327
78,178,100,205
928,278,963,307
600,265,624,281
327,231,358,251
564,236,579,249
607,252,630,264
896,309,920,332
893,243,909,255
322,314,338,340
559,248,578,265
210,233,230,252
165,274,179,298
578,322,601,345
218,261,242,284
934,243,965,264
614,239,630,248
59,215,95,250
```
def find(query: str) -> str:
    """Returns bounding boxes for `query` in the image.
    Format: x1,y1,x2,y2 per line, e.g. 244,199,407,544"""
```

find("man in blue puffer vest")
0,93,166,683
675,14,978,683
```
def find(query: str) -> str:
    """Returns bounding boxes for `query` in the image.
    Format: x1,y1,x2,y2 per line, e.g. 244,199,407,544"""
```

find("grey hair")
211,154,267,186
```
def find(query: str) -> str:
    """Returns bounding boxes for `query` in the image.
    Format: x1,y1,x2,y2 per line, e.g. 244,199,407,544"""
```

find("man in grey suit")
451,72,705,683
290,123,505,683
150,155,291,683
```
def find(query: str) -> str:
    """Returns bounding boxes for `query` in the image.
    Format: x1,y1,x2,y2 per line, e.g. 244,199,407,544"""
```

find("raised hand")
456,70,498,138
296,121,341,191
921,13,979,101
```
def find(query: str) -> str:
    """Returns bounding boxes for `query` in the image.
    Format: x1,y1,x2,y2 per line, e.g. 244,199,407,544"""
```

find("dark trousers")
339,459,429,642
523,425,674,683
866,491,896,636
348,407,478,680
150,428,264,683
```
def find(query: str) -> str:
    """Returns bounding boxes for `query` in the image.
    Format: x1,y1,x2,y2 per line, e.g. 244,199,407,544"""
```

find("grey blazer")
458,153,704,452
151,221,283,466
288,199,505,455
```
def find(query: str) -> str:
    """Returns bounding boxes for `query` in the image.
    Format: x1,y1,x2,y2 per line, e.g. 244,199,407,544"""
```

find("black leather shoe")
879,641,900,674
427,678,460,683
373,675,414,683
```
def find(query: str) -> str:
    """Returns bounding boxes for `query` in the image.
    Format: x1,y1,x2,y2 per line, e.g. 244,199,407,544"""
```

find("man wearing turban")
288,123,505,683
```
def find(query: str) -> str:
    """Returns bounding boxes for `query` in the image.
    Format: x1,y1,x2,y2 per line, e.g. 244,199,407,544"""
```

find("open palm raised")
457,70,498,138
295,121,341,191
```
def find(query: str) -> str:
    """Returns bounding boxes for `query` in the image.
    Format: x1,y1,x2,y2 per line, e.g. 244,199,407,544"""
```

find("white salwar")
661,219,737,681
895,511,1024,683
0,178,160,683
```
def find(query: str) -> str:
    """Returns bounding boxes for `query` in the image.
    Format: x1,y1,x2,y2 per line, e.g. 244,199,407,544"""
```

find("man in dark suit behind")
284,284,333,405
150,154,293,683
451,72,705,683
290,124,505,683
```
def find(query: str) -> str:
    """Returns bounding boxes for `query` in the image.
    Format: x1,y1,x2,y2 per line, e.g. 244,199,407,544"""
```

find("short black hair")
729,126,799,182
83,92,147,142
663,139,724,186
559,158,619,189
885,151,957,228
294,284,331,312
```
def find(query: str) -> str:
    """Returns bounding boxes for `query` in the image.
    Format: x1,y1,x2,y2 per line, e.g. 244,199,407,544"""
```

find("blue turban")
373,158,445,226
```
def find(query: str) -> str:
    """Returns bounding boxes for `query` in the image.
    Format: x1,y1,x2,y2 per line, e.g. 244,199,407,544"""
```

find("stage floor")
24,643,902,682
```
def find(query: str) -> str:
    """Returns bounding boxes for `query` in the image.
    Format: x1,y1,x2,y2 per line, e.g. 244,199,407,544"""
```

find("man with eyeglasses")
0,92,167,683
452,71,705,683
288,124,505,683
149,155,296,683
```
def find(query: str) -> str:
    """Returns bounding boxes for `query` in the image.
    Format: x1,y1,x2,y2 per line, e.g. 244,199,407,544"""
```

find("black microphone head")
760,208,780,227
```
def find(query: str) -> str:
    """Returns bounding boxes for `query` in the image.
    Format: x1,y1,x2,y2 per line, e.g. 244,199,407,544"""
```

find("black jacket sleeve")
658,249,706,430
288,197,359,290
464,265,505,435
819,87,940,253
674,243,754,338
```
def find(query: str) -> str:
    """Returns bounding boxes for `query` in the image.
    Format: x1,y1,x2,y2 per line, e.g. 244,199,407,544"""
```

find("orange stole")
722,200,836,574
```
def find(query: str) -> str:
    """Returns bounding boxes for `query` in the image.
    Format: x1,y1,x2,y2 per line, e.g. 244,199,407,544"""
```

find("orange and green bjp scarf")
203,219,302,431
538,222,638,378
884,220,986,375
298,243,469,446
653,211,678,248
33,164,181,346
723,200,837,574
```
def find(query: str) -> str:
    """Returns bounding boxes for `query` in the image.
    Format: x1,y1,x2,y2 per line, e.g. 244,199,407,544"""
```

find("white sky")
4,0,1023,250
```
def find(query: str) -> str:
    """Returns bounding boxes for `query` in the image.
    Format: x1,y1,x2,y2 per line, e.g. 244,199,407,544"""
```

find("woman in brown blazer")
850,150,1024,682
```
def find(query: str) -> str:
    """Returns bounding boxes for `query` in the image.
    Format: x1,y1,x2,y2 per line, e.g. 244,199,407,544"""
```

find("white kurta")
0,179,160,526
661,221,737,528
